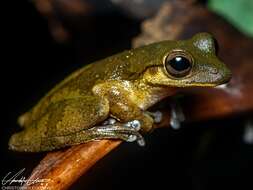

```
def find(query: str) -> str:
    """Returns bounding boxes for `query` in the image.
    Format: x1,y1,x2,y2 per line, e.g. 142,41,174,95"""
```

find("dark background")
2,1,252,189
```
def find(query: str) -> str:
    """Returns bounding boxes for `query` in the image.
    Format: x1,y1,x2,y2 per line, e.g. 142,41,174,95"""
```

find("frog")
8,33,231,152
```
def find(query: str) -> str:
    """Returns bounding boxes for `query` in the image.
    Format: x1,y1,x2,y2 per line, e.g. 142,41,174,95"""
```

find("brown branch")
24,110,171,190
23,140,121,190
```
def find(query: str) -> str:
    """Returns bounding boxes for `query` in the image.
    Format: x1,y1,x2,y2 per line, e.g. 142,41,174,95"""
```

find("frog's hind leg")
9,96,110,152
45,120,145,150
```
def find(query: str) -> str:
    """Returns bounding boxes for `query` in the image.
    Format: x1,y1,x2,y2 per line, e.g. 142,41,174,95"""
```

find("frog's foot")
146,111,163,123
123,120,145,146
88,120,145,146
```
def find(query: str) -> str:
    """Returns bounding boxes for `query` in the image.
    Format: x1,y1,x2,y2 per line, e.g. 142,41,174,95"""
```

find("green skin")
9,33,231,152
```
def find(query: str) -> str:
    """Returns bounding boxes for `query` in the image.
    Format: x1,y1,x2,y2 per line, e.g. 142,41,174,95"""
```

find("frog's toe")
148,111,163,123
170,102,185,130
103,118,117,125
137,138,146,146
127,134,137,142
123,120,141,131
170,117,181,130
126,133,145,147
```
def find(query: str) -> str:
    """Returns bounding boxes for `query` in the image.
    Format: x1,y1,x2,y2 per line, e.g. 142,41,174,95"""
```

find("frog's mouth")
185,68,232,87
215,83,229,89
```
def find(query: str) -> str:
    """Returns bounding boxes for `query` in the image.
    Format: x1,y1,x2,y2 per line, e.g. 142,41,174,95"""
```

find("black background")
2,1,253,190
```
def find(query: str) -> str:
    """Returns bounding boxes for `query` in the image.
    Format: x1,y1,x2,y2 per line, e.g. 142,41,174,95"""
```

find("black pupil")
168,56,191,71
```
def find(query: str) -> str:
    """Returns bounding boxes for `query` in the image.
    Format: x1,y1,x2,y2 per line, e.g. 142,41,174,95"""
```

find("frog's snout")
193,63,232,87
216,66,232,86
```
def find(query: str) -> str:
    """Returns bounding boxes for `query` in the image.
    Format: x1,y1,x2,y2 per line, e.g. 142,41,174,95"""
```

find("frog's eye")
164,51,193,78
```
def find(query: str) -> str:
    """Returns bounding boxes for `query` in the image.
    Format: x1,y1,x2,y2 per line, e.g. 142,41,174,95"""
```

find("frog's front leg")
107,98,154,133
96,83,156,133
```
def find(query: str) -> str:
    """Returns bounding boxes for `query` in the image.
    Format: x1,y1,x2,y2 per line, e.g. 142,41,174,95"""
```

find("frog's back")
19,43,165,127
31,45,159,107
35,50,141,102
19,51,132,125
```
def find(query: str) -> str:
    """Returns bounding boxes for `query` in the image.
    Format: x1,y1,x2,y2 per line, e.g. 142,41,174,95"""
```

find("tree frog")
9,33,231,152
